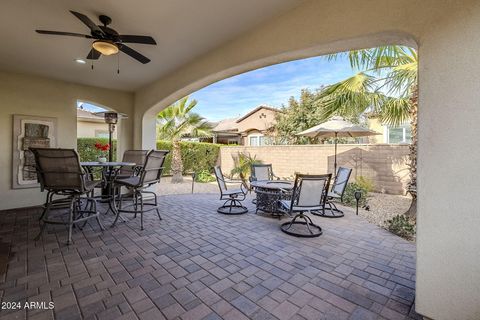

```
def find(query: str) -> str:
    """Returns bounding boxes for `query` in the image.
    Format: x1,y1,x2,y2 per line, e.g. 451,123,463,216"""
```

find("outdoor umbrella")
297,116,380,174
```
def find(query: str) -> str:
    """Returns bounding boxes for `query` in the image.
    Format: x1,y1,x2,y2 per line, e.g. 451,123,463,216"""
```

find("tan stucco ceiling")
0,0,302,91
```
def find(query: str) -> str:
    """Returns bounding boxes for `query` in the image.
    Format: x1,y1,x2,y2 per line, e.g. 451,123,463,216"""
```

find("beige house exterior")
212,105,279,145
77,108,117,139
367,117,412,144
1,1,480,318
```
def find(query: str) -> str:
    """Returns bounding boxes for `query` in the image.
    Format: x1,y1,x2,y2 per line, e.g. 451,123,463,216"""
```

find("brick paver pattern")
0,193,419,320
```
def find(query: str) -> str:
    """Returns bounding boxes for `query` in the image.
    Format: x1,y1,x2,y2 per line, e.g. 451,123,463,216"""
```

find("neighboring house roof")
77,108,105,123
235,105,279,123
212,118,239,132
212,105,281,135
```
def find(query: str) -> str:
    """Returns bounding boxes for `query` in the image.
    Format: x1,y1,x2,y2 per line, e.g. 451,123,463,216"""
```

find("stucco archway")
139,31,417,149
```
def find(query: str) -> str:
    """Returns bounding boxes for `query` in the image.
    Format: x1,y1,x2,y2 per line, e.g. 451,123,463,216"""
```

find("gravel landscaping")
354,192,413,228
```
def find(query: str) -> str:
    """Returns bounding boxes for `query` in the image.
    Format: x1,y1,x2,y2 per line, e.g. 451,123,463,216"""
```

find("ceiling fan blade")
87,48,101,60
119,35,156,45
36,30,93,38
119,45,150,64
70,11,104,35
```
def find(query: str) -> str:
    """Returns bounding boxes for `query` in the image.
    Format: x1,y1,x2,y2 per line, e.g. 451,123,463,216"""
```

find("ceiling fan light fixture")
92,40,118,56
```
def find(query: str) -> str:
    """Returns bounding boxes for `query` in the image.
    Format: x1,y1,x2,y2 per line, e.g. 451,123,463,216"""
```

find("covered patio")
1,1,480,319
0,194,417,320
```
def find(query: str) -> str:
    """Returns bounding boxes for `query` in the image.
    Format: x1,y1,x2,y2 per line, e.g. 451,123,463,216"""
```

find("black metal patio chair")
313,167,352,218
31,148,105,245
278,173,331,237
113,150,169,230
249,164,279,182
214,166,248,215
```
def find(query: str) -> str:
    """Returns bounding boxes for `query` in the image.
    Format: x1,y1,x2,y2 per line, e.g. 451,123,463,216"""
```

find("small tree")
157,96,212,183
273,89,323,144
273,88,361,145
230,152,262,187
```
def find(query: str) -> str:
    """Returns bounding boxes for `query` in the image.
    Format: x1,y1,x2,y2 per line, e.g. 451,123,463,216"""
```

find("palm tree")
157,96,212,183
230,152,262,188
319,46,418,219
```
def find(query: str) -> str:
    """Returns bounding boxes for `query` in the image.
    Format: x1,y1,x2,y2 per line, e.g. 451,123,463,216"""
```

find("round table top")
80,161,136,167
250,180,294,190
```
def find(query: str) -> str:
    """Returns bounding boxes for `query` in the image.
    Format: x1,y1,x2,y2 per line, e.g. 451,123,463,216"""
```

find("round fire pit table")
250,180,293,217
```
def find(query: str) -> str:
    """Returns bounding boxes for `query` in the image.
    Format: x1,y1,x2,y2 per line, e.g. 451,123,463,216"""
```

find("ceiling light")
92,40,119,56
75,59,86,64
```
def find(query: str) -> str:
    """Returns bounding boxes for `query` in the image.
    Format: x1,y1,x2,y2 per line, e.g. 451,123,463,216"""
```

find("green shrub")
342,182,369,207
156,140,221,175
387,215,416,240
355,176,375,192
195,169,216,183
77,138,117,161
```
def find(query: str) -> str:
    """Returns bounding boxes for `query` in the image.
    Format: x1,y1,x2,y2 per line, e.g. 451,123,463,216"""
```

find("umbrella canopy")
297,116,379,138
297,116,380,174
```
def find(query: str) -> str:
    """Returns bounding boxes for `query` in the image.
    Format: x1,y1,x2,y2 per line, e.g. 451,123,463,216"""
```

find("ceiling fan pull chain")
91,59,94,70
117,54,120,74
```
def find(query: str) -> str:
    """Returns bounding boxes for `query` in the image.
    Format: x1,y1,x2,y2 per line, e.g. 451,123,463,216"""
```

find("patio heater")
94,111,127,162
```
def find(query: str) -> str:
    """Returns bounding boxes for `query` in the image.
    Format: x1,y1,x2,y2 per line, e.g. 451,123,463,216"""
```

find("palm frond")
377,97,411,127
156,97,210,140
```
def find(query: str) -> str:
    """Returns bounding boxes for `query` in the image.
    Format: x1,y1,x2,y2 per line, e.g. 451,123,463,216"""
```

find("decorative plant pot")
98,157,107,163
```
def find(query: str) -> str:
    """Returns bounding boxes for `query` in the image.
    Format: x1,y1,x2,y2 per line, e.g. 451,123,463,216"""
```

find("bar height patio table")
81,161,136,224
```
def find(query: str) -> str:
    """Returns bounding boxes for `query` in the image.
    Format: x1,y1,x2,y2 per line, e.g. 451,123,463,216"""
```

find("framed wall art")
12,115,57,189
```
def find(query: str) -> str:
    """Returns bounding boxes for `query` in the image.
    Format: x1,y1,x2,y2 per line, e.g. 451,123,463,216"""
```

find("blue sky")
79,55,356,119
190,55,355,121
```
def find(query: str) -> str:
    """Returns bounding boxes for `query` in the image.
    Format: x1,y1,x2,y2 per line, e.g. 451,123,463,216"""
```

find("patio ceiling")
0,0,303,91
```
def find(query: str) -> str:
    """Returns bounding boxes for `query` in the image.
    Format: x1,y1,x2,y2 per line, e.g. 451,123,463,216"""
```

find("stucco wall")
415,2,480,319
77,120,118,139
236,108,278,133
220,144,409,194
0,71,134,210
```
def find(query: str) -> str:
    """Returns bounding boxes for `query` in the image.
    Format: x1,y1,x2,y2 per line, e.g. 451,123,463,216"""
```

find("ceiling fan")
36,11,156,64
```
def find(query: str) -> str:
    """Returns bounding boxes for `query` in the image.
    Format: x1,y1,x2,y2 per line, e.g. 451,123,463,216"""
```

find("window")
248,133,272,146
249,136,259,146
384,124,412,144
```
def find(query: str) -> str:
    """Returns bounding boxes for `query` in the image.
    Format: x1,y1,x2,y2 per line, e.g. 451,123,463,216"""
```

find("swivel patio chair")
214,166,248,215
279,173,331,238
313,167,352,218
249,164,279,182
31,148,105,245
113,150,169,230
249,163,279,204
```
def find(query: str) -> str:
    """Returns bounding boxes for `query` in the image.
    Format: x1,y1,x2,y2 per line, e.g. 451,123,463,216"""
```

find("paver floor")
0,193,419,320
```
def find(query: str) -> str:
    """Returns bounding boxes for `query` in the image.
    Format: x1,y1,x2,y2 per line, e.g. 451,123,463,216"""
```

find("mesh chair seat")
327,191,341,199
279,200,326,212
114,176,141,188
84,180,101,192
223,188,244,196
